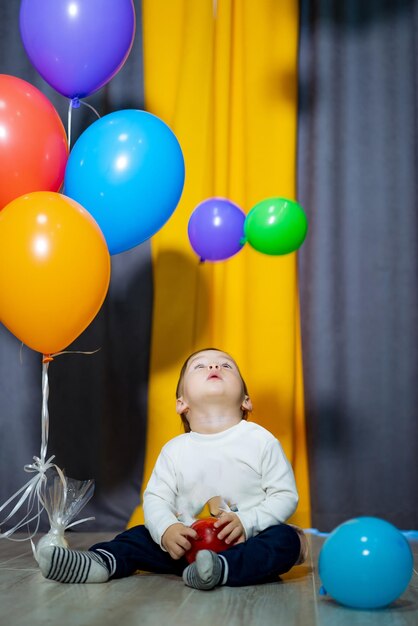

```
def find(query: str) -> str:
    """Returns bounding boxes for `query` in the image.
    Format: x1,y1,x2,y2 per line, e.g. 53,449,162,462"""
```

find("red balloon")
185,518,231,564
0,75,68,210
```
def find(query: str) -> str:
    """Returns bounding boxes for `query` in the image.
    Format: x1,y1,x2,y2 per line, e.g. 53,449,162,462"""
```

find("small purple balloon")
20,0,135,99
188,198,246,262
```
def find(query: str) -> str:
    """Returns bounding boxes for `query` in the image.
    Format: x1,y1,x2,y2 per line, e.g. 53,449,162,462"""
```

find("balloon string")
67,99,100,150
0,355,99,542
67,101,73,150
66,516,95,530
79,100,101,119
18,346,101,365
43,348,101,363
0,363,65,541
40,362,49,462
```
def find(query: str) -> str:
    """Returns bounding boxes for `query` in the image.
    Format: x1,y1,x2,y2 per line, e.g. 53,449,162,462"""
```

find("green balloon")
243,197,308,255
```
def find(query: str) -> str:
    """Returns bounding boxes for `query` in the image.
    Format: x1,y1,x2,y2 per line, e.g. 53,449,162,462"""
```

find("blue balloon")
65,110,185,254
319,517,413,609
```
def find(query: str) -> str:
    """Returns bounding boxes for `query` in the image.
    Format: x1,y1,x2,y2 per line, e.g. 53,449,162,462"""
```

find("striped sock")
182,550,225,590
38,546,110,583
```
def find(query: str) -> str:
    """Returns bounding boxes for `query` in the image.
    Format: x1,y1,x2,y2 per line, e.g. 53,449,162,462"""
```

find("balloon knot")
71,97,81,109
42,355,54,364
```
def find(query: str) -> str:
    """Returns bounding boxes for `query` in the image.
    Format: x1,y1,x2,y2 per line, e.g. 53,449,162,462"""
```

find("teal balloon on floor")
319,517,413,609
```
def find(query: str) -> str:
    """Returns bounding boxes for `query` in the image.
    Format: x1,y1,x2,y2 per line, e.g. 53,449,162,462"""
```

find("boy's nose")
208,363,220,370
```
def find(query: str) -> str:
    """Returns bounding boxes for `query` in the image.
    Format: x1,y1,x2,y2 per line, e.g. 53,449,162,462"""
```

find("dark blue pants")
90,523,301,587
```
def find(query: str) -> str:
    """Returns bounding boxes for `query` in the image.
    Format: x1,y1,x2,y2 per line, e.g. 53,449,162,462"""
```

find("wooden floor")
0,532,417,626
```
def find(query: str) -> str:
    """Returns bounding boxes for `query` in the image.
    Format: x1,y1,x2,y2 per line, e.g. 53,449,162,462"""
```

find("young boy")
38,348,306,589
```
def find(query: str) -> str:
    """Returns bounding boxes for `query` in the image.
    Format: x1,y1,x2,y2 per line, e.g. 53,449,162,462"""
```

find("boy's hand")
162,523,198,560
214,512,246,545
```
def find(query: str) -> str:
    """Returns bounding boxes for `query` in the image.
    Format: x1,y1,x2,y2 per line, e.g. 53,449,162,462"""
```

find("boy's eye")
222,363,232,368
194,363,205,369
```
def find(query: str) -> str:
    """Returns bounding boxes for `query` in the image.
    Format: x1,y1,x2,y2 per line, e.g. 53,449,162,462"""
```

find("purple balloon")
20,0,135,99
188,198,246,262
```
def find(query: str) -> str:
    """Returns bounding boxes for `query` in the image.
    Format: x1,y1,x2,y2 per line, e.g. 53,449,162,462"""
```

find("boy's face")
177,349,246,414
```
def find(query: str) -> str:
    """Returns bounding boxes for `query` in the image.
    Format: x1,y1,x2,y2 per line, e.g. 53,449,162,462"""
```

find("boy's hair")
176,347,250,433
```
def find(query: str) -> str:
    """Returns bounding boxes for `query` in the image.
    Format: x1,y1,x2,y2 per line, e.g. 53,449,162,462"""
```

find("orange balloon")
0,74,68,210
0,192,110,354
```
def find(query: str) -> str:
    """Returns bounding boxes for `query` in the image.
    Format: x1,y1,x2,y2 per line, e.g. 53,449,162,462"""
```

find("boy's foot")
38,546,110,583
289,525,309,565
183,550,225,590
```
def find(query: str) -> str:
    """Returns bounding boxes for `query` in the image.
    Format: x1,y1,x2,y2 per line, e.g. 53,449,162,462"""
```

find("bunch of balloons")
318,517,413,609
188,196,308,262
0,0,186,356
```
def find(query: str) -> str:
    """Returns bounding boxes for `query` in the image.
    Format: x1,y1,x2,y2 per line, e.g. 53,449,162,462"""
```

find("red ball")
185,517,230,563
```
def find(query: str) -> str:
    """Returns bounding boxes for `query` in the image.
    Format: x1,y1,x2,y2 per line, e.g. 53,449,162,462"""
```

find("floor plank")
0,532,416,626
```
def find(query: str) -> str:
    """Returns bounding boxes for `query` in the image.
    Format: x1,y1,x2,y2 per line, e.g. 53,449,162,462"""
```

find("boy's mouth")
207,373,222,380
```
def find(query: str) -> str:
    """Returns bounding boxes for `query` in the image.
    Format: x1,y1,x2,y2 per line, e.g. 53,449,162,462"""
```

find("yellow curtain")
128,0,310,529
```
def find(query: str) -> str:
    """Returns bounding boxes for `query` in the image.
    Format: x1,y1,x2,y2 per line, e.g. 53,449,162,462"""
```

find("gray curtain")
0,0,152,531
298,0,418,530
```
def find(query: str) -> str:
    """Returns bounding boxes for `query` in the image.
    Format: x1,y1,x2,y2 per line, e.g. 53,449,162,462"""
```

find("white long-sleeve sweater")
143,420,299,547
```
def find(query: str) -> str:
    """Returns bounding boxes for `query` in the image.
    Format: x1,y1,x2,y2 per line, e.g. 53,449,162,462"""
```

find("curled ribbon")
0,361,61,541
0,358,95,543
67,98,100,150
0,455,64,541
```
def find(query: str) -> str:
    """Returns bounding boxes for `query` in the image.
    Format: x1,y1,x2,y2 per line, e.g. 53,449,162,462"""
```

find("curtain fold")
129,0,310,529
